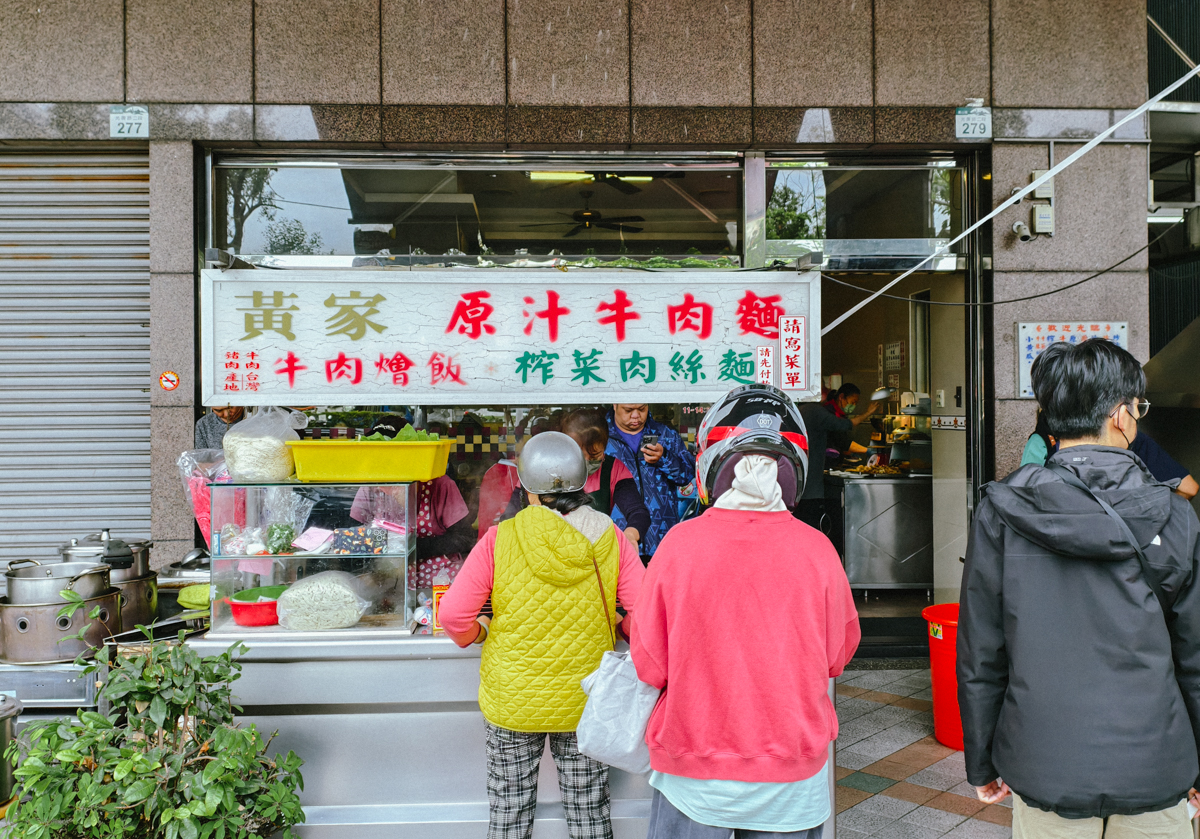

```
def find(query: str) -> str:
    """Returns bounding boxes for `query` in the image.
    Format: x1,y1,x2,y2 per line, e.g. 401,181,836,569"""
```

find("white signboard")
200,270,822,406
955,106,992,139
109,105,149,138
1016,321,1128,398
755,346,775,385
779,316,807,391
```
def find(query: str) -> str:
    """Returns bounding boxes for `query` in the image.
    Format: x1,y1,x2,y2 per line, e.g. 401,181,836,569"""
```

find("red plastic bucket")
922,603,964,751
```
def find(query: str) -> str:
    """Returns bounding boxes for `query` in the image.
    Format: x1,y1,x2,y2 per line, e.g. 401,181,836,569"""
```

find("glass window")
764,162,966,263
213,160,743,268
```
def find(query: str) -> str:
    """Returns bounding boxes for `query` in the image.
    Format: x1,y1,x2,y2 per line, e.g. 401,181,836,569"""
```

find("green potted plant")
5,604,305,839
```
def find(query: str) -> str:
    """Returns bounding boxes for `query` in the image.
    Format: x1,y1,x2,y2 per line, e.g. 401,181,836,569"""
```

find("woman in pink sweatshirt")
631,384,861,839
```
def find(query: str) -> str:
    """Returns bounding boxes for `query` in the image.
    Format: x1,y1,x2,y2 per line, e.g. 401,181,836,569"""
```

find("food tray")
286,440,453,482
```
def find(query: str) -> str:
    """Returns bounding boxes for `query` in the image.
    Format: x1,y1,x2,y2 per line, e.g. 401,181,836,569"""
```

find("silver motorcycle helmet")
517,431,588,494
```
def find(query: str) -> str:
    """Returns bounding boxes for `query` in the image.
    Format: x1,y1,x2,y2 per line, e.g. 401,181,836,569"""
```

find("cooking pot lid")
0,695,23,721
77,529,135,561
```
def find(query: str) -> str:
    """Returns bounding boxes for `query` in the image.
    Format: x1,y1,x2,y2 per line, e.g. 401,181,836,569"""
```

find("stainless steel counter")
190,630,837,839
189,630,653,839
826,474,934,589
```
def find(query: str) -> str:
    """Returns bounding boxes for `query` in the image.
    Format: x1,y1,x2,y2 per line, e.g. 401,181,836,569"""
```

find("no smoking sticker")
159,371,180,391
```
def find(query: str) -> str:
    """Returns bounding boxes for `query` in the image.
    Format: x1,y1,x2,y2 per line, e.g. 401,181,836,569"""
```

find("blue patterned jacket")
605,413,696,559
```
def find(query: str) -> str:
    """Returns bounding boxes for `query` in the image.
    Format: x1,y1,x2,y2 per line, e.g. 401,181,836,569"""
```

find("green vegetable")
362,425,440,442
266,523,296,555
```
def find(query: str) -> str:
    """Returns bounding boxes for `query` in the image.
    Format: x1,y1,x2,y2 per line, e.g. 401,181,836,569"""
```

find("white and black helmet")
517,431,588,494
696,384,809,508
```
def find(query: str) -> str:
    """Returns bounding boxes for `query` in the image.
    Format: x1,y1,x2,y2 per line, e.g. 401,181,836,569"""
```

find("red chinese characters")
325,353,364,385
446,291,497,340
376,352,416,386
737,291,784,339
274,352,307,388
596,290,640,342
667,293,713,340
523,290,571,342
429,352,465,386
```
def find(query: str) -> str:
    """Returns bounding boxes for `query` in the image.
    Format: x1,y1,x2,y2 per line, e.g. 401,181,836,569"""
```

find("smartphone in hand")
641,434,659,456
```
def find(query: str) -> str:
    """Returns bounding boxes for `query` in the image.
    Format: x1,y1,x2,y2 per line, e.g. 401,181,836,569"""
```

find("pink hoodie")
631,507,860,783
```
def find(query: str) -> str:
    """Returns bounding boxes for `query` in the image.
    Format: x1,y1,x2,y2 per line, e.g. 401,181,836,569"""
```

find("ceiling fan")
520,191,645,238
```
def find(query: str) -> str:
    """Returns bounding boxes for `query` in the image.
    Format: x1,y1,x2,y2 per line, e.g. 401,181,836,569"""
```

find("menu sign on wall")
1016,321,1128,398
200,270,822,406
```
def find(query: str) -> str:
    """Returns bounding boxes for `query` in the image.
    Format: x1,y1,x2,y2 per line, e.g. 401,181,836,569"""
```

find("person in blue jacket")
606,404,696,565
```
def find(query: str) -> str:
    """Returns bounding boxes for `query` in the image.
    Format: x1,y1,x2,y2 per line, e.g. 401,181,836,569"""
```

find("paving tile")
975,804,1013,827
858,690,909,705
903,804,971,832
838,697,887,723
850,793,921,818
860,704,923,727
913,688,935,701
837,830,870,839
873,822,946,839
941,817,1013,839
837,716,892,746
891,696,934,712
865,758,918,781
842,670,913,689
835,785,874,813
926,792,988,817
836,808,898,835
948,781,979,798
839,772,898,794
886,782,942,805
889,744,950,771
850,730,932,761
836,683,869,698
835,750,878,771
835,765,855,780
907,768,962,791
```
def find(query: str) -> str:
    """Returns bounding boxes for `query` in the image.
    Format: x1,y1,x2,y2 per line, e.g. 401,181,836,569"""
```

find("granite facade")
506,0,629,106
0,0,124,102
631,0,751,107
753,0,874,107
254,0,381,104
382,0,506,105
874,0,990,106
127,0,253,103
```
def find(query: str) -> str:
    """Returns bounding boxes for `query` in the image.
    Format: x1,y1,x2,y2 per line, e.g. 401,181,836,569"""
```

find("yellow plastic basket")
286,439,454,483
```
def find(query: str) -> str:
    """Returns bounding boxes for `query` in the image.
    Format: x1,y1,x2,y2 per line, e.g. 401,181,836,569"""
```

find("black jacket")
958,446,1200,818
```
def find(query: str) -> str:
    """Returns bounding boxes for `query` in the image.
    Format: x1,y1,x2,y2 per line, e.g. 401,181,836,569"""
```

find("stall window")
764,161,965,262
212,159,743,268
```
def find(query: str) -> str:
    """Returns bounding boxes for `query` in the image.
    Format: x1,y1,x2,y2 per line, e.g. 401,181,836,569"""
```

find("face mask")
586,458,604,476
845,402,857,415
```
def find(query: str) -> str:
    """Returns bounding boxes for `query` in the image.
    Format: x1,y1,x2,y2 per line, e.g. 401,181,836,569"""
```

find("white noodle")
223,433,294,482
277,573,366,630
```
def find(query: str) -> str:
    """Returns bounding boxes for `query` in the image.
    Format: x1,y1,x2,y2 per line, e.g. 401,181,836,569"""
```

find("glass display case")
207,482,427,636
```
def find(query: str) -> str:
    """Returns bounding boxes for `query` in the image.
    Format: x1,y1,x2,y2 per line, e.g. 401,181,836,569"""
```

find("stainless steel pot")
115,573,158,632
0,696,22,803
5,560,110,605
0,589,120,663
59,530,150,580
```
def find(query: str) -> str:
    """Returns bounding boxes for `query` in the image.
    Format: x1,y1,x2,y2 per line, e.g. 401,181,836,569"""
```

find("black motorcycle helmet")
695,383,809,508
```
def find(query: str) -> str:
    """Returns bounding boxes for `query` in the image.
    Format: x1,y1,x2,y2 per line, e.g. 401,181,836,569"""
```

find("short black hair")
537,489,592,515
562,407,609,452
835,383,861,399
1030,339,1145,439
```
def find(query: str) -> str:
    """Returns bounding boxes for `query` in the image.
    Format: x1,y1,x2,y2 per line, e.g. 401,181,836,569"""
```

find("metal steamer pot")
0,589,121,664
5,560,110,605
59,529,150,582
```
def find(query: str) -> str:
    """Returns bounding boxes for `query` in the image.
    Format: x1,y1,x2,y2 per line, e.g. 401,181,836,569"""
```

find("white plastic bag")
223,407,308,482
577,650,661,775
276,571,370,630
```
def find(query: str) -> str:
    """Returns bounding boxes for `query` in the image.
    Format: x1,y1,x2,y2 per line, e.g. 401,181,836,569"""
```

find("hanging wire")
818,220,1182,308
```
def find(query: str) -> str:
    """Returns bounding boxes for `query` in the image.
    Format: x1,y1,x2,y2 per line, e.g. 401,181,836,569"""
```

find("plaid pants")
485,723,613,839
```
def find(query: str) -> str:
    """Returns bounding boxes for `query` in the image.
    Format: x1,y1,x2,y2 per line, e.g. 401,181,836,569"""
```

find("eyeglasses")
1111,400,1151,420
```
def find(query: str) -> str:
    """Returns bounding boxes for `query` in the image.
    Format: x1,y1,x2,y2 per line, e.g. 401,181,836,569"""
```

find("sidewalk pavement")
835,668,1012,839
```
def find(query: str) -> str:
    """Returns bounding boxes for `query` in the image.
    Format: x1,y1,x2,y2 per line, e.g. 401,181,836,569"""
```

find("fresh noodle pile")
276,571,368,630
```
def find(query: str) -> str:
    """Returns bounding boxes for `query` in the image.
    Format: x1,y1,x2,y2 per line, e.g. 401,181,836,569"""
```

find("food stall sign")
779,316,807,391
1016,321,1128,398
200,269,823,406
755,346,775,385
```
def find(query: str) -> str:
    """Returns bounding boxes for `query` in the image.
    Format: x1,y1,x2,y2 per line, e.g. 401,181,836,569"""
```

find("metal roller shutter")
0,153,151,563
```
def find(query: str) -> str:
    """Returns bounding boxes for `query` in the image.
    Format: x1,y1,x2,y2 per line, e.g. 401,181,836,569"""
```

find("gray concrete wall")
0,0,1151,559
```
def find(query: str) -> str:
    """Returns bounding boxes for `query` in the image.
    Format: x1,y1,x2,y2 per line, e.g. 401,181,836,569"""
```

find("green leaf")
179,815,200,839
149,694,167,729
122,776,155,803
112,758,134,781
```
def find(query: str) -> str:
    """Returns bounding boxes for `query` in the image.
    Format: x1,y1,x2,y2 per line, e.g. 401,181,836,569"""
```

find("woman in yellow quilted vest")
440,430,646,839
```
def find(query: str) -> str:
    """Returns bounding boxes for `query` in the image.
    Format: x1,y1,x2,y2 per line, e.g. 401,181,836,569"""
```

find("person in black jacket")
958,338,1200,836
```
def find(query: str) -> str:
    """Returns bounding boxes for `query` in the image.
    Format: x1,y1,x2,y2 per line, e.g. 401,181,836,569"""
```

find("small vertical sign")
877,344,885,388
779,316,807,391
755,345,775,386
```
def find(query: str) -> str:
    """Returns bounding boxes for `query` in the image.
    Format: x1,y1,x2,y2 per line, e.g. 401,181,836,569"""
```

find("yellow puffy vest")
479,505,619,732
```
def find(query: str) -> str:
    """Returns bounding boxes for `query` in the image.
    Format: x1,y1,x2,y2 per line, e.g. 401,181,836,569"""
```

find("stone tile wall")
0,0,1153,530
